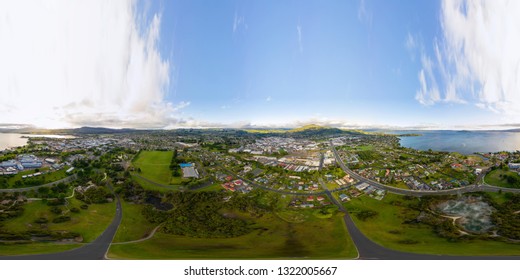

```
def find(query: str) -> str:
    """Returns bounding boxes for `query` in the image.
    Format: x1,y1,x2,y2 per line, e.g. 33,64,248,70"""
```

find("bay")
397,130,520,154
0,133,29,151
0,133,75,151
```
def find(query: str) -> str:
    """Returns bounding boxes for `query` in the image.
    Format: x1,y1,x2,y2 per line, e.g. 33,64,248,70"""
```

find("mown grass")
131,175,183,193
5,167,69,188
0,243,81,256
108,209,357,259
194,182,223,192
112,201,155,243
2,198,115,243
485,169,520,189
132,151,173,185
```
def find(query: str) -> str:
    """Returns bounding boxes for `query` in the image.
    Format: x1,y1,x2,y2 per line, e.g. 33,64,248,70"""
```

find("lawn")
133,151,174,185
108,210,357,259
325,182,339,190
485,169,520,188
344,193,520,256
132,175,182,192
112,201,155,243
0,243,81,256
194,182,223,192
5,167,69,188
387,181,410,190
356,145,374,151
2,198,115,243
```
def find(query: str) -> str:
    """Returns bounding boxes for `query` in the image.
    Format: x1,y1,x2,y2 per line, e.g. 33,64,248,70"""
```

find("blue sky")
1,0,519,129
151,0,506,128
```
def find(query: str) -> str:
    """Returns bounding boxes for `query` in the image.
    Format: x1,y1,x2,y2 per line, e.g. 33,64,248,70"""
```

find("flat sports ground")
132,151,174,185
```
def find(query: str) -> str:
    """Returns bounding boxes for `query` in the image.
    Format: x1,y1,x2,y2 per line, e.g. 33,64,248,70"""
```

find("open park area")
108,208,356,259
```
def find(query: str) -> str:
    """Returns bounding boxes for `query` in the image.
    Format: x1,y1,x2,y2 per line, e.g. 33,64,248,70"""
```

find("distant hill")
70,127,138,134
244,124,362,137
287,124,344,137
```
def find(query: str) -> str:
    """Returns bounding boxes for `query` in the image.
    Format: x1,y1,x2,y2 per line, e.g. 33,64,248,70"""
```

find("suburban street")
322,182,520,259
329,140,520,197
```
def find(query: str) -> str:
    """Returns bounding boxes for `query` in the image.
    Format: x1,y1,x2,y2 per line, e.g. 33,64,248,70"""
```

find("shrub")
52,216,71,223
34,217,49,224
355,210,378,221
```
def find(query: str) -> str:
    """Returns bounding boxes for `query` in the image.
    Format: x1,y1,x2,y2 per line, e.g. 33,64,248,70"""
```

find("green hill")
244,124,363,137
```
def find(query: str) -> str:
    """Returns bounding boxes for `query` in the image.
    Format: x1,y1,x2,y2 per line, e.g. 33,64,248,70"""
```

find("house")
339,193,350,202
181,166,199,178
306,196,314,202
509,163,520,170
316,196,325,201
300,203,314,208
356,182,369,191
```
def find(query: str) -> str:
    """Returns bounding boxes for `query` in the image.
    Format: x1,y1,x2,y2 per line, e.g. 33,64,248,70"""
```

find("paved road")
0,198,123,260
217,164,328,196
329,141,520,197
0,193,122,260
0,174,78,193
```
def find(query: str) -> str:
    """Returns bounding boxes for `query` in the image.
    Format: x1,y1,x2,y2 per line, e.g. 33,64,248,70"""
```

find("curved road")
329,141,520,196
325,141,520,259
0,174,78,193
324,189,520,259
0,194,122,260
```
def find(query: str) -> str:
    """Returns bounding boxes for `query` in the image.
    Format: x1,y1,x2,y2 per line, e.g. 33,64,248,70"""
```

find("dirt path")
111,224,162,245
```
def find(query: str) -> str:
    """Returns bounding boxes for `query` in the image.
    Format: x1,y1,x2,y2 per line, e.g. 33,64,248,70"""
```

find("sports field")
132,151,174,185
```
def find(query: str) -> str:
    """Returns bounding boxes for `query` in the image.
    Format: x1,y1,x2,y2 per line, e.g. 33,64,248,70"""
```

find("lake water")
0,133,29,151
397,130,520,154
0,133,75,151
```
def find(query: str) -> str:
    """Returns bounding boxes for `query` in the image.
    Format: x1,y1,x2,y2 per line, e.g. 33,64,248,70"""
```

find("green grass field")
485,169,520,188
0,243,81,256
108,210,357,259
356,145,374,151
194,182,223,192
132,175,182,192
344,194,520,256
2,198,115,243
133,151,174,185
325,182,339,190
387,181,410,190
113,201,155,243
5,167,69,188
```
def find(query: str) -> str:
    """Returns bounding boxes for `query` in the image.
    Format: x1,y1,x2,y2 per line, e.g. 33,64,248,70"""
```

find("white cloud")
0,0,180,129
405,33,417,51
296,24,303,54
357,0,372,25
233,11,247,33
417,0,520,116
